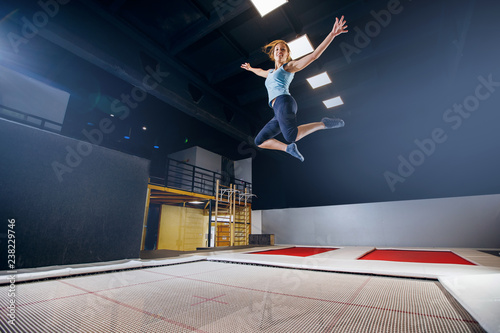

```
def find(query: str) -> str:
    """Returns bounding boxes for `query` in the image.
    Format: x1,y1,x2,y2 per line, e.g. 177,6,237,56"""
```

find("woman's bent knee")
283,128,298,143
254,136,264,147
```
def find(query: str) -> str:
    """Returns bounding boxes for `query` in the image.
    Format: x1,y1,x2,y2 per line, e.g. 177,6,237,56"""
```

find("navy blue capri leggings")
254,95,298,146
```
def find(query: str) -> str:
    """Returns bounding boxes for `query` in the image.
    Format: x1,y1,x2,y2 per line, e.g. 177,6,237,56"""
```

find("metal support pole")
229,184,234,246
207,199,213,247
140,187,151,251
214,179,219,247
191,165,195,193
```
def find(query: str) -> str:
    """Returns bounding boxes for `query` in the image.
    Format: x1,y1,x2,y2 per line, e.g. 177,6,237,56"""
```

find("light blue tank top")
265,64,295,107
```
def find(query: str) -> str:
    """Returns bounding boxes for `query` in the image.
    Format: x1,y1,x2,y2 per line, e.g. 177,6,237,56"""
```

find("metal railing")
150,158,252,200
0,103,62,132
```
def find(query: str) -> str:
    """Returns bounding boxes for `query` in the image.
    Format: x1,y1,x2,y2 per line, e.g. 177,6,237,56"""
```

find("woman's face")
274,43,289,62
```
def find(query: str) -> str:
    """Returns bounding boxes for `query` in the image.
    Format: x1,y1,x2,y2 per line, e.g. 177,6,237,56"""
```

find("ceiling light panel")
323,96,344,108
250,0,288,17
306,72,332,89
287,35,314,60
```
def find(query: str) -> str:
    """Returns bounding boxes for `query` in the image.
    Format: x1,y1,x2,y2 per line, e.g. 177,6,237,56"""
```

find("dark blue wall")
0,119,149,270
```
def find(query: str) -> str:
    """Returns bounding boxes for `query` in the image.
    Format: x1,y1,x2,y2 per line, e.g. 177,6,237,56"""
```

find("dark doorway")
144,204,161,251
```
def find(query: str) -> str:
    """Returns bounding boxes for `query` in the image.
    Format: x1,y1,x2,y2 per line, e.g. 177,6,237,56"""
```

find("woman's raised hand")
332,16,348,37
241,63,252,71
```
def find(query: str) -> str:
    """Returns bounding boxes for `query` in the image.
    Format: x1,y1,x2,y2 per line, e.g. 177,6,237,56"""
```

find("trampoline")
2,246,499,332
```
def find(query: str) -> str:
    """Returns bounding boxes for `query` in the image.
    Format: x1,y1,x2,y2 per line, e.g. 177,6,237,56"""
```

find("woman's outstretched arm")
285,16,348,73
241,63,270,78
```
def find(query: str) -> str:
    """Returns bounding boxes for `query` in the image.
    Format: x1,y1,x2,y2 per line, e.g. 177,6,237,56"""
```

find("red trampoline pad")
250,247,338,257
358,249,475,265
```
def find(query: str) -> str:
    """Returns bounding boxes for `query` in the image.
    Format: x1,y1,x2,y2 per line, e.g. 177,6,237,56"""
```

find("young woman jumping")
241,16,348,161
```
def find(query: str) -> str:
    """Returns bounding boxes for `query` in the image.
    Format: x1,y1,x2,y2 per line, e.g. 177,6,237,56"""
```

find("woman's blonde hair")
262,40,292,62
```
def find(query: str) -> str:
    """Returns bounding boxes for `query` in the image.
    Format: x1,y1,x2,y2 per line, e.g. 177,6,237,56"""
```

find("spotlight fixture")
287,35,314,60
250,0,287,17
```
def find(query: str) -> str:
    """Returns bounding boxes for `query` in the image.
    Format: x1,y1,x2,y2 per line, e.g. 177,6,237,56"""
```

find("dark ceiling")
2,0,500,208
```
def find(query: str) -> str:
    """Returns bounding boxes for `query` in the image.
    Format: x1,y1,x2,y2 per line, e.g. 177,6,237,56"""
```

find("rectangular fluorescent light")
189,201,204,204
323,96,344,108
250,0,287,17
287,35,314,60
306,72,332,89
